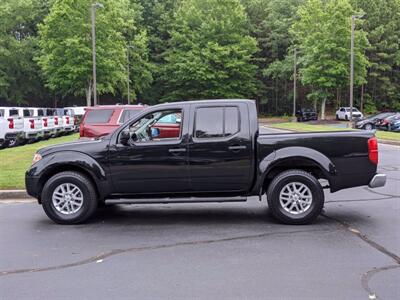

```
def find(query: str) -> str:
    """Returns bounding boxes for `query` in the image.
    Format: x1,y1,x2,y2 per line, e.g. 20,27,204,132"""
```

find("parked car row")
356,112,400,132
0,106,86,149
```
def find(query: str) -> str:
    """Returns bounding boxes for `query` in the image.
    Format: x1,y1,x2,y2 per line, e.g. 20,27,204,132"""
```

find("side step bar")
105,196,247,205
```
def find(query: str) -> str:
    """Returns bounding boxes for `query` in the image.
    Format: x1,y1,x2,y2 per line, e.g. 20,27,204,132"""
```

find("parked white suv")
16,108,44,143
0,107,24,148
336,107,363,120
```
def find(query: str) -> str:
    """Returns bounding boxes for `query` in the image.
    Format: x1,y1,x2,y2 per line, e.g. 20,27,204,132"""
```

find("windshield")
345,108,359,112
123,110,182,143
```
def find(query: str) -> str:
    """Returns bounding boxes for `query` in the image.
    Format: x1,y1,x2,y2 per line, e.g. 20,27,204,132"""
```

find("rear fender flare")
254,146,337,193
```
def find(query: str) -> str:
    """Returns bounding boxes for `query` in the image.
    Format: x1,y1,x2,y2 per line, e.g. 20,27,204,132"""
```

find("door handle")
228,145,247,151
169,148,187,153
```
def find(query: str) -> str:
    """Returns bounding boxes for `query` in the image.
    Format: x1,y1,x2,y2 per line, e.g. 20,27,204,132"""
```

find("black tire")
364,123,374,130
266,169,324,225
345,115,349,121
8,138,19,147
41,171,98,224
336,115,339,120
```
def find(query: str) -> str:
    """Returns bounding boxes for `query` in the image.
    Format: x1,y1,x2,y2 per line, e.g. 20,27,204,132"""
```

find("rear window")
23,109,32,117
84,109,114,124
9,109,19,117
119,109,142,124
37,109,44,117
0,109,4,117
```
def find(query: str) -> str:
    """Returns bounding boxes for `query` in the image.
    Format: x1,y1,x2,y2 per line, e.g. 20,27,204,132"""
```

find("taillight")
79,124,84,137
66,116,70,124
54,117,58,125
368,137,378,165
43,118,48,127
29,119,35,129
8,118,14,129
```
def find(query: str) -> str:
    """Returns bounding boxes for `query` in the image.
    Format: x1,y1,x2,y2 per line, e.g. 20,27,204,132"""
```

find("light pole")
293,48,297,122
91,2,104,106
126,45,134,105
349,13,364,122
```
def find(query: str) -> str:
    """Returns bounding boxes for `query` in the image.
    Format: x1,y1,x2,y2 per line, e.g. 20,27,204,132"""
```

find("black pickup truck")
26,99,386,225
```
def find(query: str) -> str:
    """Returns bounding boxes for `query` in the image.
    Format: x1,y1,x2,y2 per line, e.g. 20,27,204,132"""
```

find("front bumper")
368,174,386,188
25,173,41,200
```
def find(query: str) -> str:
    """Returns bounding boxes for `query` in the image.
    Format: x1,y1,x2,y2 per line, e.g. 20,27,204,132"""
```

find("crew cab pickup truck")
0,107,24,148
26,100,386,225
17,108,44,143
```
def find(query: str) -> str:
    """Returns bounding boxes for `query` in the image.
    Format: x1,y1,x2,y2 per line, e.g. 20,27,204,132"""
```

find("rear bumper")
5,131,24,141
368,174,386,188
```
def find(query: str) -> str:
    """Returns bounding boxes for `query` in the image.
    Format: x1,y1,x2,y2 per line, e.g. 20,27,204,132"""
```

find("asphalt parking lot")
0,126,399,300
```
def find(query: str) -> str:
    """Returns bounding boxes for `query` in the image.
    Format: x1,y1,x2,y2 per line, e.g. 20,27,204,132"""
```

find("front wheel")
266,170,324,225
41,171,98,224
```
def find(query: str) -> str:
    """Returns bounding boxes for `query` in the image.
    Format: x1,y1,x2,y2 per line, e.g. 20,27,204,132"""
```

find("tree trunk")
275,79,278,114
360,84,364,113
321,97,326,120
86,81,92,107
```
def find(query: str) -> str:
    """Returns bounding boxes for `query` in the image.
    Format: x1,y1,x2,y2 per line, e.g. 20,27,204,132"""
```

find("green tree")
162,0,258,101
242,0,304,114
132,0,180,103
292,0,369,119
37,0,137,106
351,0,400,110
0,0,51,105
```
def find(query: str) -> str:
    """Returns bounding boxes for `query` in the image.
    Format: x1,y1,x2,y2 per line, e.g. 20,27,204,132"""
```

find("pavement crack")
0,227,332,278
325,196,393,204
361,265,400,300
322,214,400,300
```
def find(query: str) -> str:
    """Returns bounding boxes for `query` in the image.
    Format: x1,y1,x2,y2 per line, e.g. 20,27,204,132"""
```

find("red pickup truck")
80,105,181,139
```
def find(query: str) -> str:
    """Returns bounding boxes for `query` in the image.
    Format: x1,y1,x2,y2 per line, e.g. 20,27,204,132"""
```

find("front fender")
28,151,106,180
26,151,109,200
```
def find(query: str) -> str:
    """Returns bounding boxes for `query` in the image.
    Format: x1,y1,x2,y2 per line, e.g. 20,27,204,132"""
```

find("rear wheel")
345,115,349,121
336,115,339,120
41,171,98,224
267,170,324,225
8,138,19,147
364,123,373,130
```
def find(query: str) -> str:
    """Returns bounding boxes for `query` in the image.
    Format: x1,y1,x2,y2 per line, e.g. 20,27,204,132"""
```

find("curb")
0,190,33,200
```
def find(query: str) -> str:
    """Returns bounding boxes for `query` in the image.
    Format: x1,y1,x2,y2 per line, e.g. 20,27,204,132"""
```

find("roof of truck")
154,99,255,107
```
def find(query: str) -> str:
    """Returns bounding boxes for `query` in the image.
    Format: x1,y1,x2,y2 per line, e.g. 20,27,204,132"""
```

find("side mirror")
120,131,130,146
151,127,160,138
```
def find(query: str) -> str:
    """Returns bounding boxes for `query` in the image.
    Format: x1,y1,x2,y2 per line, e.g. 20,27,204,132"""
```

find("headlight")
32,153,42,165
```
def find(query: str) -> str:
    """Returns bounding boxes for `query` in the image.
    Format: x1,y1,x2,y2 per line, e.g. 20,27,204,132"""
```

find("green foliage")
351,0,400,110
161,0,258,101
0,0,51,105
291,0,369,115
0,0,398,113
36,0,135,104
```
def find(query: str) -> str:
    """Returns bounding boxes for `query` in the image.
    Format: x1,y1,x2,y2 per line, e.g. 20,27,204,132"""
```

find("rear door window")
194,106,240,139
0,109,4,117
85,109,114,124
